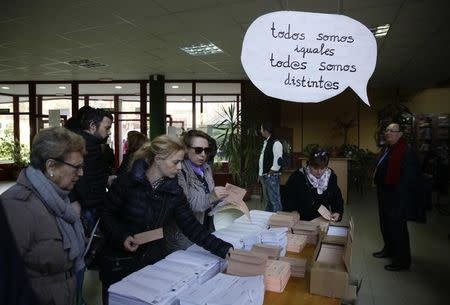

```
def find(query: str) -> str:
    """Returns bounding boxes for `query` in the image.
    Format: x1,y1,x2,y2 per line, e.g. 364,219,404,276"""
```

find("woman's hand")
330,213,340,222
123,236,139,252
213,186,228,200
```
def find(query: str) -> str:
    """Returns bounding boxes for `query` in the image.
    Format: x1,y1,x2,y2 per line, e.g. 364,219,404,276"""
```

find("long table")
263,245,340,305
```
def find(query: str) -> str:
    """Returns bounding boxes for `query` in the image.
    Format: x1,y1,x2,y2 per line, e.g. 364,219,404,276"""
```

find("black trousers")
377,187,411,266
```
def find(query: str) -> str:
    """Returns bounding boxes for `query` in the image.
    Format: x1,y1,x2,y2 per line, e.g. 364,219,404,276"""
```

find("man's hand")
123,236,139,252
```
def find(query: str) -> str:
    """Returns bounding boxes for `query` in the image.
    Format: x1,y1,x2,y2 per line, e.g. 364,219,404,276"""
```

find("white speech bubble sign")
241,11,377,105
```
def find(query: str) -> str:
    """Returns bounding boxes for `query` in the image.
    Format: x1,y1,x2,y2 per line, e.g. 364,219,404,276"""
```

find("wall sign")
241,11,377,105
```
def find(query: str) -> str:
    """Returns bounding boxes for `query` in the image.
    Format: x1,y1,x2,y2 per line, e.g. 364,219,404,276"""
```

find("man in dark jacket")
70,108,114,235
373,122,424,271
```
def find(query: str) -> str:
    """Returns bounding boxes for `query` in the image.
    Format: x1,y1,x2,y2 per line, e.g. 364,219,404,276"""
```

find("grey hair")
30,127,86,172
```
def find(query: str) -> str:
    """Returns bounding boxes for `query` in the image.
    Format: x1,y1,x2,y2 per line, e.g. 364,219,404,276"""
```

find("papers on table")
234,210,274,229
292,220,320,245
268,214,296,229
108,250,223,305
178,273,265,305
226,249,267,277
279,256,307,278
260,227,288,256
251,243,283,259
213,222,263,250
264,260,291,293
286,233,307,253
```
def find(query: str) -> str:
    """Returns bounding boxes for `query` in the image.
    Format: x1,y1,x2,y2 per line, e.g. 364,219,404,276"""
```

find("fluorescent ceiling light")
114,85,122,89
1,86,10,90
171,85,179,89
180,42,223,56
58,86,66,89
370,24,390,38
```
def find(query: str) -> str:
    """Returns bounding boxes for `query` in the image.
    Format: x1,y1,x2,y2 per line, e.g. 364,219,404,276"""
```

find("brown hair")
127,131,148,154
182,129,210,147
132,134,184,167
30,127,86,172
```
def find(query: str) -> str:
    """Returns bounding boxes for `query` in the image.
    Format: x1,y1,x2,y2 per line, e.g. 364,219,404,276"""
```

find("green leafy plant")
348,148,376,194
0,135,30,168
213,105,260,188
302,143,320,157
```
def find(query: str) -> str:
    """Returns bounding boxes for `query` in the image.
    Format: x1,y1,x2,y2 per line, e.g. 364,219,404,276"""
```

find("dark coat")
374,144,426,223
0,199,36,305
1,171,76,305
100,159,232,280
282,168,344,221
70,131,109,209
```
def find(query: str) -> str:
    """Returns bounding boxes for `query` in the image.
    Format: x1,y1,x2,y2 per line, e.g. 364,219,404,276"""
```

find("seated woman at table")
165,129,228,252
1,127,86,305
99,135,233,305
282,148,344,221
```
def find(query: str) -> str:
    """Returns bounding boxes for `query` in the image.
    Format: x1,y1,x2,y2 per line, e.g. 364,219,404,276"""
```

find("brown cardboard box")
310,232,356,299
321,218,354,245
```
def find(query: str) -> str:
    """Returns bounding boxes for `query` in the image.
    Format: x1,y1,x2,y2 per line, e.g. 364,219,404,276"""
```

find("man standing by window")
259,122,283,212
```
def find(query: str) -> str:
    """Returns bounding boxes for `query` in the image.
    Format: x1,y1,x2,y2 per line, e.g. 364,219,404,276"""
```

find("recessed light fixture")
180,42,223,56
1,86,10,90
114,85,122,89
171,85,179,89
58,86,66,89
370,24,390,38
181,98,187,101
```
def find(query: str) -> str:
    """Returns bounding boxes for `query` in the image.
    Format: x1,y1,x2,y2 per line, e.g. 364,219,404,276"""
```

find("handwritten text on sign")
241,11,377,105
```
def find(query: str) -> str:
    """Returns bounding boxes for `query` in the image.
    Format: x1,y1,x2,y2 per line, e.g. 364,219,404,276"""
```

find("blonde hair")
30,127,86,172
132,134,184,167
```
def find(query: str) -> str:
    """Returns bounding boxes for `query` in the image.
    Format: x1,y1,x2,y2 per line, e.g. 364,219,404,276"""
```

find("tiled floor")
1,181,449,305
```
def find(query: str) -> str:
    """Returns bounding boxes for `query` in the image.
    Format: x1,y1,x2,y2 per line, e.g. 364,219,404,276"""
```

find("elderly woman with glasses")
282,148,344,221
0,127,86,305
165,130,228,252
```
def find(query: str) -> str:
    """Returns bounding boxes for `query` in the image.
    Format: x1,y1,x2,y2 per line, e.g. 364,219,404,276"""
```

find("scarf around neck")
303,166,332,195
25,166,86,272
384,137,408,185
189,160,205,177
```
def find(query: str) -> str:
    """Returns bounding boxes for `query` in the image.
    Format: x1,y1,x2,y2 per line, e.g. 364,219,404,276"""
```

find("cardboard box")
321,218,354,245
310,232,357,299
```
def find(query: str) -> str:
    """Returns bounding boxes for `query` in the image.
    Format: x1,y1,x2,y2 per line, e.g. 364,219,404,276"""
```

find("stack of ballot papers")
164,250,222,284
264,259,291,293
185,244,228,272
292,220,320,245
252,243,283,259
260,227,288,256
286,233,307,253
268,214,296,229
226,249,268,276
213,222,262,250
279,256,307,278
234,210,274,229
178,273,265,305
276,211,300,222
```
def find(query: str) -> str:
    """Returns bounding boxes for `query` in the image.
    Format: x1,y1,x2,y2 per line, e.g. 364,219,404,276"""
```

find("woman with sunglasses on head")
165,129,228,252
1,127,86,305
283,148,344,221
99,135,232,305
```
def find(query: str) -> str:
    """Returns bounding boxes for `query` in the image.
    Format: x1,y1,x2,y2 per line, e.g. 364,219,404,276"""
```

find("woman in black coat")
99,135,233,305
283,148,344,221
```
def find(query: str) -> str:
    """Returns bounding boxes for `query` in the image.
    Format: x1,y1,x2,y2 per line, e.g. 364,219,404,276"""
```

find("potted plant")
213,105,260,198
0,135,30,178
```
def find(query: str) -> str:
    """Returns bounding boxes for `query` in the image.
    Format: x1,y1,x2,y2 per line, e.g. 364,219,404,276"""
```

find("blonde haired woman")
99,135,232,305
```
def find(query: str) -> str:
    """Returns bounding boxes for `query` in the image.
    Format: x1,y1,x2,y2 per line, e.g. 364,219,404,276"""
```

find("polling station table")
263,245,340,305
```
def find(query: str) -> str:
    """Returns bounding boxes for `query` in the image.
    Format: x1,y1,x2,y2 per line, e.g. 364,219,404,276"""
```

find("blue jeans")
261,174,282,212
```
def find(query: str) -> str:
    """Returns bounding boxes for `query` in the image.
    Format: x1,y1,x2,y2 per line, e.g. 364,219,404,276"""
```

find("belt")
32,268,75,283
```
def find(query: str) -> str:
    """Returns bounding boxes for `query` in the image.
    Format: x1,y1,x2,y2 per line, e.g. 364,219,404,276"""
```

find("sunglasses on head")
189,146,211,155
313,151,328,158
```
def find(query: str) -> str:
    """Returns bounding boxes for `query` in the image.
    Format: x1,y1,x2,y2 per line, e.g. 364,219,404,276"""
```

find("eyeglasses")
189,146,211,155
384,129,400,134
53,159,84,172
